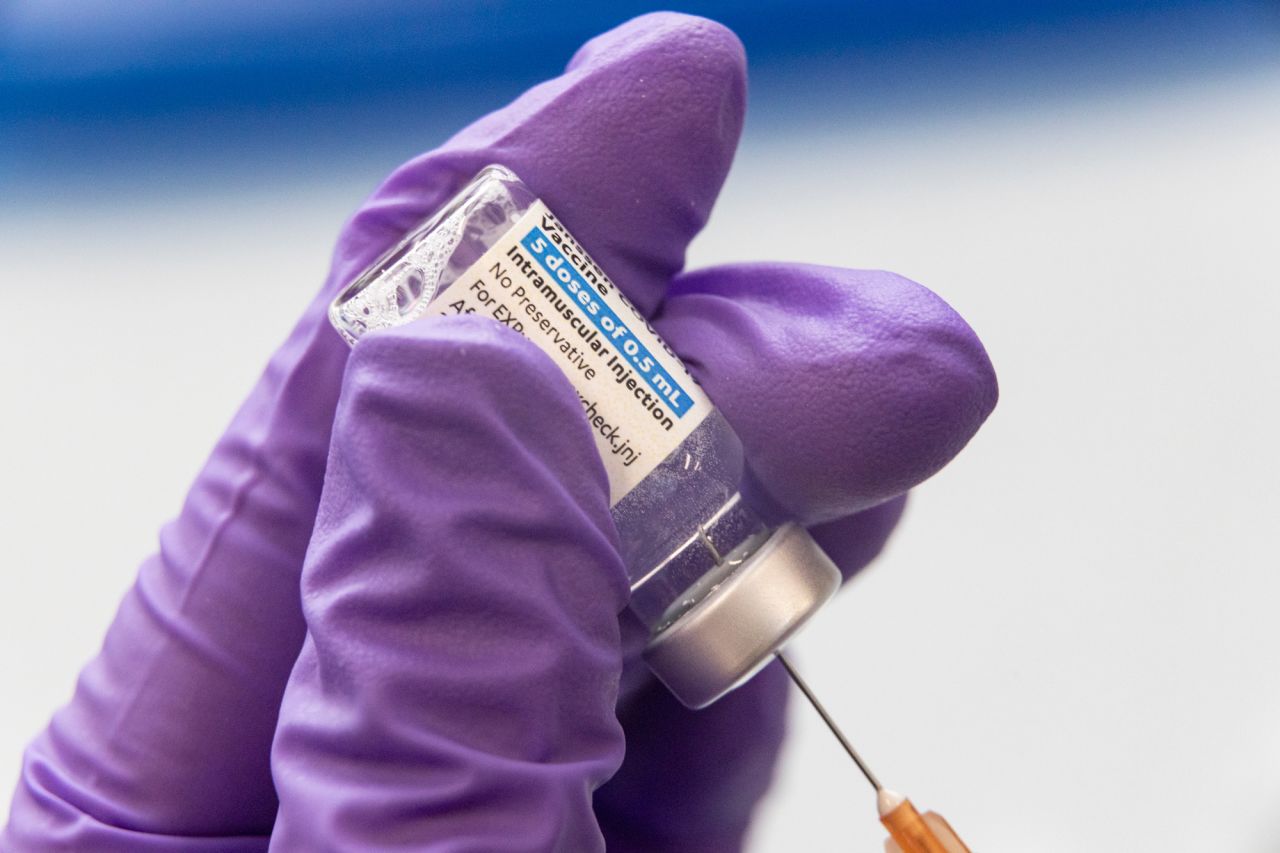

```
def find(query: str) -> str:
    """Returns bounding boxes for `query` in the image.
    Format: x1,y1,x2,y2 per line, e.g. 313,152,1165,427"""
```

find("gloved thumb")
269,315,628,851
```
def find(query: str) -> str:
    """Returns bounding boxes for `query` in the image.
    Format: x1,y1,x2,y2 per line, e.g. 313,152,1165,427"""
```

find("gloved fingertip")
658,263,999,522
346,313,554,383
566,12,747,88
330,12,748,321
332,314,612,519
343,313,584,424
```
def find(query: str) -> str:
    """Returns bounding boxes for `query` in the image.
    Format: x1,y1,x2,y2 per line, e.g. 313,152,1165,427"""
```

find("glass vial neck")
627,493,772,628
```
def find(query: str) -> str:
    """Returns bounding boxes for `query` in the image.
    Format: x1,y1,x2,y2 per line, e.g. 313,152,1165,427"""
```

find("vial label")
427,200,712,504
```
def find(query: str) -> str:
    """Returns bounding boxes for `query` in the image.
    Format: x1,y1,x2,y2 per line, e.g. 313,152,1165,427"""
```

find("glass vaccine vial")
330,165,840,708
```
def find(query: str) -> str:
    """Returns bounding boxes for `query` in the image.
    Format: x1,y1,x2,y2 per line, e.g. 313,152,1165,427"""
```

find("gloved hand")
3,12,997,852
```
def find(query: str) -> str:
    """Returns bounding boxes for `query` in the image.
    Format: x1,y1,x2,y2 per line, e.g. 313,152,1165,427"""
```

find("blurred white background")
2,4,1278,850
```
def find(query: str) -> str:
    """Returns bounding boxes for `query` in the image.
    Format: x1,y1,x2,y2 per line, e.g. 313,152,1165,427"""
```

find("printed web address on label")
519,226,693,417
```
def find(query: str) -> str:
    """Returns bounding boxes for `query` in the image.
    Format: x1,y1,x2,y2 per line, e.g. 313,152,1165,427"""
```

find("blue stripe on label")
521,226,692,417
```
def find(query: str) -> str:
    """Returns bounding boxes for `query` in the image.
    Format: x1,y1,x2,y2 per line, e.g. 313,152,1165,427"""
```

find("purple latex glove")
268,316,631,850
4,12,997,852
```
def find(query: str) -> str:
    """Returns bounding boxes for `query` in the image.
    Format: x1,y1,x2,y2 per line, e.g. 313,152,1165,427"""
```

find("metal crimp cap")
643,523,841,709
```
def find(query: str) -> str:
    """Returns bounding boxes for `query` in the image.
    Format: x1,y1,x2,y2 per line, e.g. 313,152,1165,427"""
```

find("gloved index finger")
334,12,747,318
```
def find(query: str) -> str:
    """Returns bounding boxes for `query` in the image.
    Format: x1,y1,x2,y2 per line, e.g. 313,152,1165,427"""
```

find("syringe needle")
777,655,973,851
776,653,881,792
